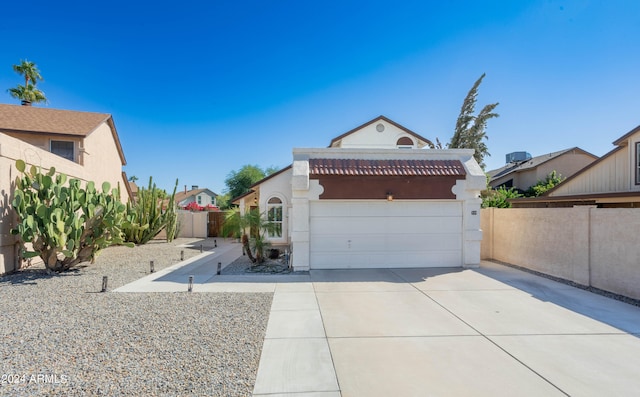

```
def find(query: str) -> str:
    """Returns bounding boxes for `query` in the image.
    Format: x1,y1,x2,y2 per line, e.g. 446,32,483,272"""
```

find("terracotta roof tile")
0,104,109,136
309,159,466,176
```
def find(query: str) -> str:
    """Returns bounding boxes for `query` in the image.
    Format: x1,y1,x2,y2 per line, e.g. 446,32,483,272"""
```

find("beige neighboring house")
487,148,598,193
512,124,640,207
0,104,130,274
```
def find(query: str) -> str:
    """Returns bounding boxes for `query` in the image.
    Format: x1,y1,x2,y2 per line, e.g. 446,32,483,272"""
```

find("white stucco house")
175,186,218,210
234,116,486,271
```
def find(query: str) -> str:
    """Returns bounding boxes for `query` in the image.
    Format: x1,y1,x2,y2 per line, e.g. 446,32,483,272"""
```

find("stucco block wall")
177,211,208,238
590,209,640,299
481,207,640,300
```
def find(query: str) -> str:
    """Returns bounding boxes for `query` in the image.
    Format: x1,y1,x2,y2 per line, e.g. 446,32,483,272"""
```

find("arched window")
396,137,414,149
267,197,283,238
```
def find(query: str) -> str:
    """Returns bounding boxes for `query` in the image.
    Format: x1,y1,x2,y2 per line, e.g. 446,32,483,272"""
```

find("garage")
309,200,463,269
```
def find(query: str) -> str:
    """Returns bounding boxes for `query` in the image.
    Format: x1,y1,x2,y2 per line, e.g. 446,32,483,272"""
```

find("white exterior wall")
256,168,293,245
335,119,426,149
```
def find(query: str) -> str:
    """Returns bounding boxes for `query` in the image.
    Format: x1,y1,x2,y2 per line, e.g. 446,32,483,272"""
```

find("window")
197,196,202,204
396,137,414,149
267,197,283,238
50,140,74,161
636,142,640,185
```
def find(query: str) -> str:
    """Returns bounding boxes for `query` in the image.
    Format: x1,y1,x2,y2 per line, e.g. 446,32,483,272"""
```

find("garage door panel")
310,234,462,252
311,216,462,235
311,251,462,269
310,201,462,217
309,200,463,269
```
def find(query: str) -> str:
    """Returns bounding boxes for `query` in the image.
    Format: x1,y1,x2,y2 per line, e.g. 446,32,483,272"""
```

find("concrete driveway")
114,244,640,396
252,262,640,397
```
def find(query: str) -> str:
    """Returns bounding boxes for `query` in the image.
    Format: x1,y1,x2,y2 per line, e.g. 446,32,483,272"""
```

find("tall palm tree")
13,59,43,87
8,60,47,105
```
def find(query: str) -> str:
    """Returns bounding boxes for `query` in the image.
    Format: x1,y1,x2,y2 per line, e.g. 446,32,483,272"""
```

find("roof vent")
506,151,532,164
191,185,199,190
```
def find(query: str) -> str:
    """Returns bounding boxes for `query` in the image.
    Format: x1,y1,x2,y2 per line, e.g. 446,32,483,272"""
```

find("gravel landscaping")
0,238,273,396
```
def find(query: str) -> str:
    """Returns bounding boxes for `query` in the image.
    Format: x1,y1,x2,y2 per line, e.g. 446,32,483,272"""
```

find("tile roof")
309,159,466,176
0,104,111,136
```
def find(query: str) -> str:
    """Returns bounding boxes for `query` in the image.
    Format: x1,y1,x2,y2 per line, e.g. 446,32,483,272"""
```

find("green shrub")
11,160,132,272
482,186,522,208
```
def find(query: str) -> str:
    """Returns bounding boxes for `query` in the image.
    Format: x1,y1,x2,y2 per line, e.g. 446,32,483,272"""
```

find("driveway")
252,262,640,397
114,245,640,396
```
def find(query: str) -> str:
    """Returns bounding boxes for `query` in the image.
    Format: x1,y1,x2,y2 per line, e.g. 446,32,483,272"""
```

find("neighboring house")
512,124,640,207
127,180,139,203
487,148,598,192
233,115,486,271
175,185,218,210
0,104,130,274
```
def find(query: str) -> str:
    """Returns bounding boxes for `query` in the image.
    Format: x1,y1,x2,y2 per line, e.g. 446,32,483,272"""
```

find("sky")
1,1,640,195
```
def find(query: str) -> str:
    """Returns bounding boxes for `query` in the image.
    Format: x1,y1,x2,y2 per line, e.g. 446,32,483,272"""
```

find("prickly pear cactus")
10,160,133,272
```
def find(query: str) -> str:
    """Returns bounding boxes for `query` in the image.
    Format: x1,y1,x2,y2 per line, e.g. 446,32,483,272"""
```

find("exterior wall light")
387,192,394,201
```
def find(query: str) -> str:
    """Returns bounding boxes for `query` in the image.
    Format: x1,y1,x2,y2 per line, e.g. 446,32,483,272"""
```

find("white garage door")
309,200,462,269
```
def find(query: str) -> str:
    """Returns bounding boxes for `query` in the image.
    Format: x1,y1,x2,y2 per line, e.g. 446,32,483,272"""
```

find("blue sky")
1,1,639,194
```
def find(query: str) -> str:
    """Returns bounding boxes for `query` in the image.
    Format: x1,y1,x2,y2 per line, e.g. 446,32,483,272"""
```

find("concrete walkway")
116,251,640,396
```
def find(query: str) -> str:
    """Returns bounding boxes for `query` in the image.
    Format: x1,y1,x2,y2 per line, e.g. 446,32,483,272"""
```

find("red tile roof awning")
309,159,466,176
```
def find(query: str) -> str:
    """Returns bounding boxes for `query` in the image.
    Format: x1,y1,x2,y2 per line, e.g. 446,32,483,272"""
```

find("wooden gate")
208,211,225,237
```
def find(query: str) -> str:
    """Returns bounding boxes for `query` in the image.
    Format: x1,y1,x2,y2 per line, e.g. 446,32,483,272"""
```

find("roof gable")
488,147,596,181
175,188,218,202
0,104,126,165
613,124,640,146
329,115,433,149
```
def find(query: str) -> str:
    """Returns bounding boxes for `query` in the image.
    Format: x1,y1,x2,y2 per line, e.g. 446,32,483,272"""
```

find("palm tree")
8,83,47,105
8,60,47,105
221,208,278,264
13,60,43,87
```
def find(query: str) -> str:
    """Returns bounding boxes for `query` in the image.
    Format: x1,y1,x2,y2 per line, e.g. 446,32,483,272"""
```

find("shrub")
482,186,522,208
11,160,132,272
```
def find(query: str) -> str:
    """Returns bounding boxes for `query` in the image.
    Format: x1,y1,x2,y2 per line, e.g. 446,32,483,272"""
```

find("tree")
128,175,139,183
449,73,499,169
221,208,278,264
525,171,564,197
8,83,47,105
224,165,267,200
8,60,47,105
13,60,43,87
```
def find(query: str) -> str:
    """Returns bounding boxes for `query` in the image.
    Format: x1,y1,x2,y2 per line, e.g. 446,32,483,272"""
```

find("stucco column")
453,177,484,268
291,159,311,271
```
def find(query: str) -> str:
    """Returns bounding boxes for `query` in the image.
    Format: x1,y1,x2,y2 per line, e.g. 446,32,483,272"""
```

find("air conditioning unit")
506,151,532,163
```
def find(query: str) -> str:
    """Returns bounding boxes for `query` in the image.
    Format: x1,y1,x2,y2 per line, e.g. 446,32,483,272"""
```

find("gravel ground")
0,238,273,396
